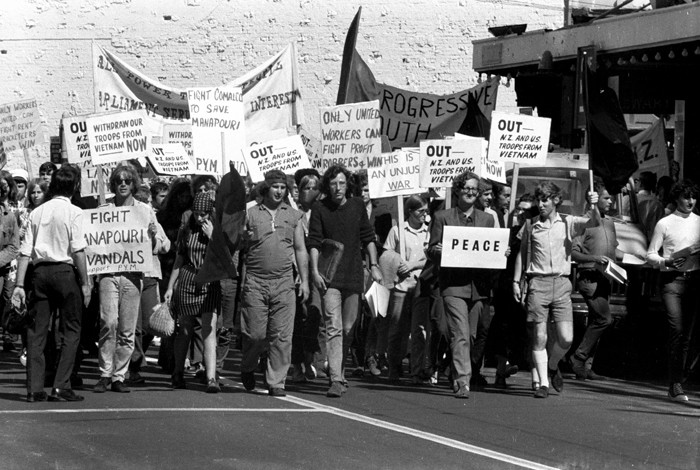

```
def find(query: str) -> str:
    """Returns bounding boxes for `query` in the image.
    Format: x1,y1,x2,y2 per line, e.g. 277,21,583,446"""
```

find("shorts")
525,275,572,323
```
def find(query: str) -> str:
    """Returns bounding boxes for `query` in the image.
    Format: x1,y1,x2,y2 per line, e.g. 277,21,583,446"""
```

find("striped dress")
172,224,221,317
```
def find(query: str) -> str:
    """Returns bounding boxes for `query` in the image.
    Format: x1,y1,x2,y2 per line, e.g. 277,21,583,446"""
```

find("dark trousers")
660,271,700,384
291,287,322,365
26,263,82,393
574,270,613,363
129,277,159,374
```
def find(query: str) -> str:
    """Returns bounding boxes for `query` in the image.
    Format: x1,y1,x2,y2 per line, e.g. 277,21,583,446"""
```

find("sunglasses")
117,178,133,185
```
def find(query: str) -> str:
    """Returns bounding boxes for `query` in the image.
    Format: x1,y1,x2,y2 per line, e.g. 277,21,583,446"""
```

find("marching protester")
13,165,91,402
164,192,222,392
636,171,665,243
383,195,430,383
94,164,159,394
646,179,700,402
570,180,629,381
11,169,29,209
513,181,600,398
427,171,496,398
307,165,382,398
150,180,169,212
239,170,309,396
38,162,57,185
0,171,19,352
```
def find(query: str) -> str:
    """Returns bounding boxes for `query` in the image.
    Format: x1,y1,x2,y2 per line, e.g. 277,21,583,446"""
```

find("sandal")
206,378,220,394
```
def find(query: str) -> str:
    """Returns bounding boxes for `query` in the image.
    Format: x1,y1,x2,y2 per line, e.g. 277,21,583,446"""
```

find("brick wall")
0,0,565,172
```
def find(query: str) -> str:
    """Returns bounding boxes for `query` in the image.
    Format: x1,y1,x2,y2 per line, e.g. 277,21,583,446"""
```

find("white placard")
63,115,91,166
440,226,510,269
299,127,322,171
242,135,310,183
454,133,506,184
187,86,246,176
83,205,154,275
368,149,423,199
148,143,194,176
419,139,482,188
488,112,550,165
320,100,381,171
0,98,46,154
163,124,193,160
86,110,150,165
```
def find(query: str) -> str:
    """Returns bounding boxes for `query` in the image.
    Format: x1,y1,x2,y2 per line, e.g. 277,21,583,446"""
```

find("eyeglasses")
413,208,428,215
117,178,132,185
460,187,479,195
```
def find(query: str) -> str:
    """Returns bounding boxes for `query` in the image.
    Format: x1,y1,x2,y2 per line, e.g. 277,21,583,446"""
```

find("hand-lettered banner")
631,117,668,179
441,226,510,269
148,143,194,176
187,87,246,176
163,124,193,160
343,49,499,149
368,148,423,199
488,112,551,165
454,133,505,184
298,127,322,171
86,110,150,165
320,100,381,171
419,139,482,188
83,205,154,275
242,135,310,183
0,98,46,156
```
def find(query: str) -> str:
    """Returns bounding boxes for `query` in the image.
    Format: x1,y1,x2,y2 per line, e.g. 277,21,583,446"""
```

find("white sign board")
320,100,381,171
419,139,482,188
163,124,193,160
368,149,423,199
454,133,506,185
86,110,150,165
187,87,246,176
299,127,322,171
148,143,194,176
440,226,510,269
242,135,310,183
63,115,91,166
0,98,46,154
488,112,550,165
83,205,154,275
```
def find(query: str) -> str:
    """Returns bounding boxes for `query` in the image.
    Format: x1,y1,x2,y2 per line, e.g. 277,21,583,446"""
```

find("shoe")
291,364,307,383
206,378,221,394
326,381,344,398
70,374,84,389
126,372,146,385
534,385,549,398
504,363,519,377
668,383,688,402
241,371,255,391
93,377,111,393
586,369,605,381
27,391,48,403
49,388,84,402
194,368,207,383
377,354,389,372
171,372,186,389
111,381,130,393
531,381,541,392
494,373,507,389
351,367,365,378
454,384,470,399
570,356,588,380
549,368,564,393
366,356,381,377
268,387,286,397
304,363,317,380
429,370,438,386
469,373,488,389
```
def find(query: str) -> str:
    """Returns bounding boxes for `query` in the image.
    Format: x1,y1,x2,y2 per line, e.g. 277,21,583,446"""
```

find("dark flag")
336,7,362,105
194,164,247,286
456,92,491,139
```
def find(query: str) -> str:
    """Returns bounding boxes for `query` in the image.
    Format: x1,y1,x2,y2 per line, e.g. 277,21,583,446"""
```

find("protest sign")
419,139,482,188
298,127,322,171
454,133,506,184
187,87,246,176
0,141,6,170
631,117,668,178
148,143,194,176
86,110,150,165
242,135,310,183
344,51,499,149
0,98,46,156
63,115,92,166
320,100,381,171
441,226,510,269
83,205,153,275
81,162,118,198
368,149,423,199
488,112,551,165
163,124,193,160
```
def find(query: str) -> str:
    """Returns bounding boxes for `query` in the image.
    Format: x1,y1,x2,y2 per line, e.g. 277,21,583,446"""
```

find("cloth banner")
630,117,668,179
83,205,153,275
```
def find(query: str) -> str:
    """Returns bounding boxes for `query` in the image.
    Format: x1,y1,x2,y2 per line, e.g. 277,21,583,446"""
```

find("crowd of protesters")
2,158,699,404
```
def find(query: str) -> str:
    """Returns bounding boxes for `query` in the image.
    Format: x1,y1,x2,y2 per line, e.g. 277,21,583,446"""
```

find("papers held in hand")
596,259,628,285
670,244,700,272
365,282,390,318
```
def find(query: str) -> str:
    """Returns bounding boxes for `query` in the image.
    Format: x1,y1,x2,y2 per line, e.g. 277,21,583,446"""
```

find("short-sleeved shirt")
21,196,86,265
384,222,429,291
519,213,591,277
245,202,302,279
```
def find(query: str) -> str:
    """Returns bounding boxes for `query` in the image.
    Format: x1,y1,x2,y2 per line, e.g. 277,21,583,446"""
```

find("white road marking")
0,408,322,414
281,394,561,470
